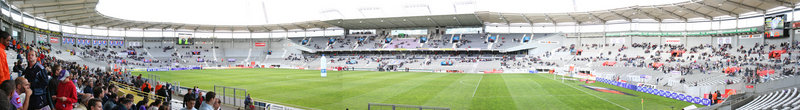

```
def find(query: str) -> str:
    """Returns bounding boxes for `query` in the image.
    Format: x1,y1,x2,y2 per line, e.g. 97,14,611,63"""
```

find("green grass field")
134,68,703,110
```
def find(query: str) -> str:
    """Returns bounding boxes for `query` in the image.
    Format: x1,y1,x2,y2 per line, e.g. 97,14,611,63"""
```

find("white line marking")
528,78,543,87
472,75,484,97
537,74,630,110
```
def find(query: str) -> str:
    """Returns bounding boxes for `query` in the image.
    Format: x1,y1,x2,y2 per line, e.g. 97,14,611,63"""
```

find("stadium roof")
6,0,800,32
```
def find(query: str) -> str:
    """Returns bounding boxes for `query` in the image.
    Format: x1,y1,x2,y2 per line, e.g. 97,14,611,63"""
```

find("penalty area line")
472,75,484,97
536,74,630,110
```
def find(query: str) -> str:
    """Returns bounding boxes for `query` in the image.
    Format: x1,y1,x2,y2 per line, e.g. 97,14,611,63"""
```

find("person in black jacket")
23,50,51,110
12,61,22,75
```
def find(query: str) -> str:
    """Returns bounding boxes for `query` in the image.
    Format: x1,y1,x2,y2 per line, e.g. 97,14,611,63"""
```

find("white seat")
759,90,789,109
771,89,798,109
743,91,779,110
740,92,774,110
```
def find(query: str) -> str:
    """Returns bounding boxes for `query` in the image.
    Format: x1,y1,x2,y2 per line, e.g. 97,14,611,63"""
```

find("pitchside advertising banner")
595,78,712,106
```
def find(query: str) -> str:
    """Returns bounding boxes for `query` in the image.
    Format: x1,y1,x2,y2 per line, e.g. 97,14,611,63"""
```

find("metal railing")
110,81,167,103
213,85,248,107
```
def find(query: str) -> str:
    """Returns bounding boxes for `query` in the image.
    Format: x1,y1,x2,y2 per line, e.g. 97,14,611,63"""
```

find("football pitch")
134,68,703,110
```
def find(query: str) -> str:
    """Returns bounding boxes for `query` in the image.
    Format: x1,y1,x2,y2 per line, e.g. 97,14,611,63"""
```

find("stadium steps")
737,88,799,110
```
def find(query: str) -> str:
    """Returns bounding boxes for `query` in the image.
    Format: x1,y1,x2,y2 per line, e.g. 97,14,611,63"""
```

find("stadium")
0,0,799,110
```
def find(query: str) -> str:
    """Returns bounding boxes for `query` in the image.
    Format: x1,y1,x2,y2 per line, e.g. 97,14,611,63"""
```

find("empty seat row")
737,88,800,110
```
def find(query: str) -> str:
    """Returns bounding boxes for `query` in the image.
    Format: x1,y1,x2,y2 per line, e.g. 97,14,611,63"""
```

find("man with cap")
52,70,77,110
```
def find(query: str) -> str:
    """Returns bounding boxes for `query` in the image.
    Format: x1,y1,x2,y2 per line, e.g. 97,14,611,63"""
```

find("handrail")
110,81,167,102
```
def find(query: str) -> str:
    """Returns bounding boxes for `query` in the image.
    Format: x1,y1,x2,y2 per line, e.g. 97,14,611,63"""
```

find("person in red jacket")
52,70,77,110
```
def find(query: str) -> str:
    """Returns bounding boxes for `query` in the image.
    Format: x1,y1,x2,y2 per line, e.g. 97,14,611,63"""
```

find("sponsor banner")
144,67,202,71
608,38,625,44
255,42,266,47
717,37,732,44
128,42,142,46
664,38,681,44
596,78,711,106
49,37,59,43
539,41,559,44
739,34,762,39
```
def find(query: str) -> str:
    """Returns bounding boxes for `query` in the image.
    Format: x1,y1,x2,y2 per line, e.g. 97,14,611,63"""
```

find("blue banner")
596,78,711,106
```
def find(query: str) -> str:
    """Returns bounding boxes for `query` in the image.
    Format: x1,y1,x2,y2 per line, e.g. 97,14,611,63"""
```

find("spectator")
158,101,170,110
213,100,221,110
12,77,31,110
1,80,16,110
181,93,197,110
244,94,252,109
199,92,216,110
53,70,77,110
87,98,103,110
136,98,149,110
112,98,133,110
74,95,91,110
12,61,22,76
148,100,161,110
102,93,118,110
23,50,52,110
0,31,10,81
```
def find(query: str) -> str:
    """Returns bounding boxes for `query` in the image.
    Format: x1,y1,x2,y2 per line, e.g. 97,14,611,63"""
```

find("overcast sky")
96,0,688,25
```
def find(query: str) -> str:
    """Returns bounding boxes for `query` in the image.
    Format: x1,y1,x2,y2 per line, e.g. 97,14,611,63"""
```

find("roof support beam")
520,14,534,26
653,6,687,21
608,10,632,22
759,0,794,7
453,16,463,26
725,0,766,13
43,11,93,18
161,25,174,30
173,24,186,30
261,26,271,32
543,14,557,25
290,23,307,30
58,14,100,23
427,17,440,26
695,1,738,17
633,8,662,22
676,5,714,20
473,13,485,25
107,21,131,28
18,2,99,9
143,24,162,29
30,6,92,15
402,18,419,27
566,13,580,24
587,13,606,23
364,21,382,29
276,24,289,31
497,12,510,25
85,19,118,26
71,17,108,25
122,23,140,29
88,19,121,26
382,19,400,27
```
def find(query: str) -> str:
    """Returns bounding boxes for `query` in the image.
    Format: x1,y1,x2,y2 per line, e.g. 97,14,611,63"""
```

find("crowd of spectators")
0,31,190,110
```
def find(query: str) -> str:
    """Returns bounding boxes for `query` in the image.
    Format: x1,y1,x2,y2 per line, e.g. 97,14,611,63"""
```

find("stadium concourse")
2,0,800,110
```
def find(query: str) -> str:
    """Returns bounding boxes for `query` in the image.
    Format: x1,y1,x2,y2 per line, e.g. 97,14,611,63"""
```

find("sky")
95,0,689,25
